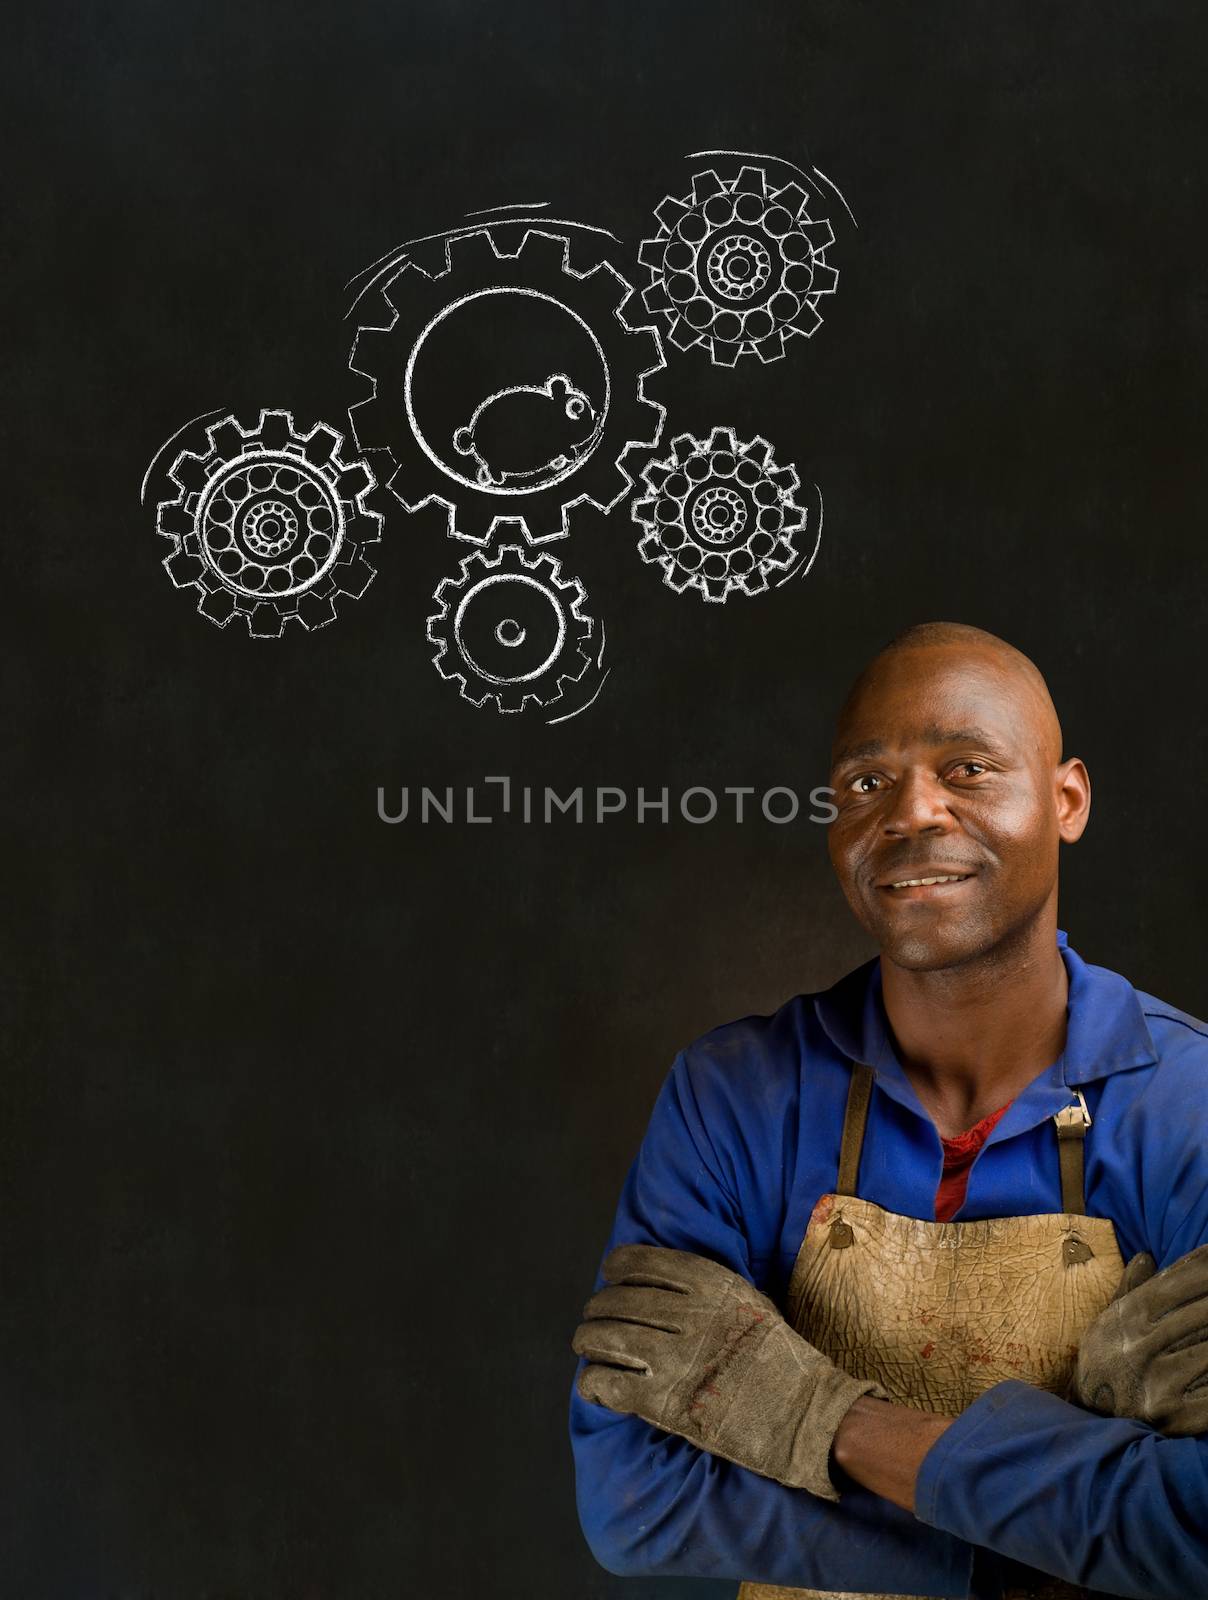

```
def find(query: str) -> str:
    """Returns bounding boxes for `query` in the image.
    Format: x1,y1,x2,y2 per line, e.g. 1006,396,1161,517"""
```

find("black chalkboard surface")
9,2,1208,1595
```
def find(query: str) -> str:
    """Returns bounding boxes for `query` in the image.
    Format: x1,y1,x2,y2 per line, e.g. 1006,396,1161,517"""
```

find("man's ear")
1055,757,1091,843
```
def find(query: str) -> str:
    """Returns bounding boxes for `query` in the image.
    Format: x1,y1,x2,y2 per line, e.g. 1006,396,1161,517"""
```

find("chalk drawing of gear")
639,163,838,366
156,410,382,637
350,225,665,545
426,544,594,713
632,426,816,602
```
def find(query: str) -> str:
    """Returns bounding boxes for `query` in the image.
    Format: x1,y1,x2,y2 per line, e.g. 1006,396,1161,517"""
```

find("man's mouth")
887,873,971,889
873,866,979,898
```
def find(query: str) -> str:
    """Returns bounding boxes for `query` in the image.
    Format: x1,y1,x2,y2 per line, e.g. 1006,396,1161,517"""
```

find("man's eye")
949,761,987,779
849,773,884,794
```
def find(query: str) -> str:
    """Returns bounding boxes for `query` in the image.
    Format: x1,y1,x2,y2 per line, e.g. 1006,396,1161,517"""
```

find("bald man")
569,624,1208,1600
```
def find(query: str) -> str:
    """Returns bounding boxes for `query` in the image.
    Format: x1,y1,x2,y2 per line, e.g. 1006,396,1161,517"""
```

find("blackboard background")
9,2,1208,1595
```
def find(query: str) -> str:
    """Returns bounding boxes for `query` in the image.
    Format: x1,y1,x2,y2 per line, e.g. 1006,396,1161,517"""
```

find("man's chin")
869,910,993,974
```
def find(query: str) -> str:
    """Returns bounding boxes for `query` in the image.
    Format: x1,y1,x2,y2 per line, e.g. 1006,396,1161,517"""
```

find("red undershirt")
933,1101,1013,1222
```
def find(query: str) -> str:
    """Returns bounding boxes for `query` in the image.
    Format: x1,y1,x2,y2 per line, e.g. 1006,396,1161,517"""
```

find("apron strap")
836,1062,875,1196
1053,1093,1091,1216
836,1066,1092,1214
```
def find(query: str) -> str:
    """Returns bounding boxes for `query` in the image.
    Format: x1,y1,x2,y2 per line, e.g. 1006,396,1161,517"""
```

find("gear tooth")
157,501,194,540
642,281,673,314
614,289,655,339
769,464,798,494
164,549,205,588
654,194,689,232
691,168,726,204
808,263,839,297
560,646,592,687
207,418,246,459
297,591,338,630
335,460,373,500
446,228,501,273
345,394,380,453
348,325,399,380
346,505,383,546
638,238,668,271
254,411,293,450
708,426,737,454
774,181,810,215
742,568,771,596
702,576,730,603
663,564,693,594
592,257,633,310
637,532,666,564
197,586,237,627
768,538,797,568
302,425,340,469
171,451,212,496
495,686,529,714
333,556,375,599
711,339,742,368
800,218,835,252
247,603,288,639
754,330,786,364
740,436,773,468
405,238,453,279
632,493,658,524
360,479,393,520
430,646,462,684
516,227,572,274
671,434,698,464
733,164,768,197
447,499,509,546
581,259,630,321
636,327,665,375
668,318,697,351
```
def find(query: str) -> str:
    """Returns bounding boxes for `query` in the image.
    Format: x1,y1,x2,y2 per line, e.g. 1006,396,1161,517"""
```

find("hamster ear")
547,374,570,398
453,427,473,455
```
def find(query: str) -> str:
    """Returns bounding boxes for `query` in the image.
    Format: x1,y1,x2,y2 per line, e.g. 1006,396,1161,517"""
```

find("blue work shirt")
568,934,1208,1599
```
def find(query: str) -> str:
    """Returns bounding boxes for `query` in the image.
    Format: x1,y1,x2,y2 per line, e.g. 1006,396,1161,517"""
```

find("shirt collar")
814,931,1157,1133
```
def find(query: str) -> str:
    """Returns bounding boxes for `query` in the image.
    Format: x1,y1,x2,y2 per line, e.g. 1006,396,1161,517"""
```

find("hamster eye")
565,397,585,420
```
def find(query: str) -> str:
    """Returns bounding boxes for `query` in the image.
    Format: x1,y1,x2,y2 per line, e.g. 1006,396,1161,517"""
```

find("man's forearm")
832,1396,954,1512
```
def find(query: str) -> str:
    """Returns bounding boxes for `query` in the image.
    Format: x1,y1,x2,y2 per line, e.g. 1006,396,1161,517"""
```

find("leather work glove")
572,1243,886,1501
1074,1243,1208,1435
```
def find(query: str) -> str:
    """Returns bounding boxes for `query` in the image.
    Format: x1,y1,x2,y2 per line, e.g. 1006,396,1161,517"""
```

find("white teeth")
889,875,967,888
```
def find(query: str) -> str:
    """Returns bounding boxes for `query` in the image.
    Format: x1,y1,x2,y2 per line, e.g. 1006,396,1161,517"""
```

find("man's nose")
881,770,955,838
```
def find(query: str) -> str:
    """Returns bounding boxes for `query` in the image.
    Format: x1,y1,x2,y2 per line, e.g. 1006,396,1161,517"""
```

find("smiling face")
827,635,1090,972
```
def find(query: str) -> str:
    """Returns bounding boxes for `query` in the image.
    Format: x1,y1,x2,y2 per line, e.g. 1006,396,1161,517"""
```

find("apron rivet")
828,1219,854,1249
1063,1234,1095,1265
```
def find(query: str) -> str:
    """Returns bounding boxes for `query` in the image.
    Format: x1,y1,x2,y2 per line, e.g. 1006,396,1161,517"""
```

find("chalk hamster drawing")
452,373,603,487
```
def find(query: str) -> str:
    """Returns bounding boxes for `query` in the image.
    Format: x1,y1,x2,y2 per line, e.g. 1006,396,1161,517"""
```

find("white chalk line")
464,200,551,217
548,666,611,724
140,406,228,505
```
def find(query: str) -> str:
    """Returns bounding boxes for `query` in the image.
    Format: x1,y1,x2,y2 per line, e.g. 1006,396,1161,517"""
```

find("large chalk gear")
349,223,665,545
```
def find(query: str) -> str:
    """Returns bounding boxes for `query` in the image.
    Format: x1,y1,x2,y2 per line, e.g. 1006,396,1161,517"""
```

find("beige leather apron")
738,1066,1124,1600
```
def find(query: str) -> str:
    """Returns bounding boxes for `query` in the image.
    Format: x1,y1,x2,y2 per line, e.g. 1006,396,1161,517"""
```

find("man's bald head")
833,622,1064,771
